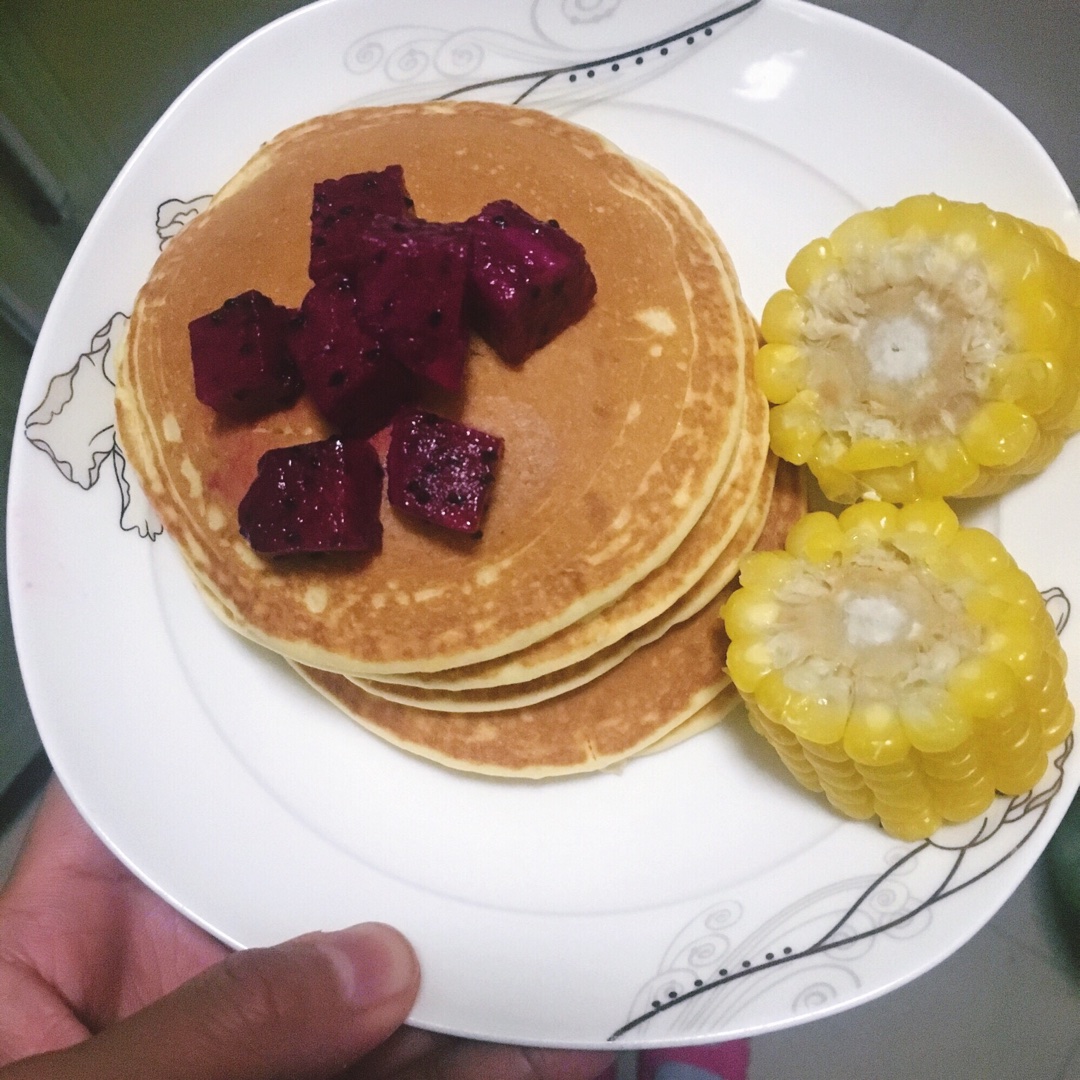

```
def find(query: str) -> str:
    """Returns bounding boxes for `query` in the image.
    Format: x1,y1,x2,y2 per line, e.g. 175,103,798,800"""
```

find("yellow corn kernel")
1041,699,1075,750
939,197,1004,242
800,741,876,818
723,498,1072,840
898,690,972,753
980,719,1048,795
960,401,1038,468
852,464,920,505
829,207,894,259
913,437,980,498
1015,431,1066,477
753,669,794,721
987,228,1048,291
948,656,1020,718
896,499,961,543
1004,289,1071,351
987,350,1066,416
928,773,997,823
720,588,781,640
811,463,863,505
887,193,950,237
1021,650,1061,701
986,564,1045,611
760,289,808,344
747,705,826,794
736,549,797,592
786,238,842,294
836,499,900,543
810,756,869,794
724,637,774,694
843,701,911,766
943,526,1015,586
783,511,846,564
836,437,915,472
995,755,1052,797
1033,364,1080,430
1037,225,1068,253
1031,656,1074,749
768,393,823,465
758,195,1080,501
878,807,944,843
921,744,982,782
754,342,806,404
978,609,1041,683
858,756,921,801
785,687,850,745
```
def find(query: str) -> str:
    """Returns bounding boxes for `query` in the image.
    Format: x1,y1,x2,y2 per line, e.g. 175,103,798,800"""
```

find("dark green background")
0,0,309,804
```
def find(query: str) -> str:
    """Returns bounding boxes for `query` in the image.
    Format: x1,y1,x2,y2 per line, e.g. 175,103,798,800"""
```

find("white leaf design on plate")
25,312,129,491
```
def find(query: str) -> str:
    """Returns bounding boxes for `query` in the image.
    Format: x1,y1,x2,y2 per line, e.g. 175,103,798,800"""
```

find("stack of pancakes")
115,102,804,777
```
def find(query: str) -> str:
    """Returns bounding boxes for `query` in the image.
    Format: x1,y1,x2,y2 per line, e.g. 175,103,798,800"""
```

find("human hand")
0,778,614,1079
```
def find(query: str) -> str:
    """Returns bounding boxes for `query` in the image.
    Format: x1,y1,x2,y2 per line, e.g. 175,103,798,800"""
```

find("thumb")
32,922,418,1080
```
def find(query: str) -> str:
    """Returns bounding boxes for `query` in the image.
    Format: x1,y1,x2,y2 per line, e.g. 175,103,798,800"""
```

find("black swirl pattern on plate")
433,0,763,104
341,1,764,105
611,733,1074,1040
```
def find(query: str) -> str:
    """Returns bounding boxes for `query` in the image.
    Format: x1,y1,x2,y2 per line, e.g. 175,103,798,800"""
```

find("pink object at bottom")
597,1040,751,1080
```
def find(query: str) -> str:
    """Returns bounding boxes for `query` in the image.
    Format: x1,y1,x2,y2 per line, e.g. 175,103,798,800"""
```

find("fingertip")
313,922,420,1008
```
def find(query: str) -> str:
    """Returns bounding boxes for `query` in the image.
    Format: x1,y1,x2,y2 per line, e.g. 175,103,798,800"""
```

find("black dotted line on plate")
608,733,1073,1042
647,946,797,1011
434,0,763,104
567,26,714,85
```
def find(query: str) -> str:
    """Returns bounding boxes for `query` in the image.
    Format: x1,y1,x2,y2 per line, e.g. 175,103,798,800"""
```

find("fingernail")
313,922,417,1005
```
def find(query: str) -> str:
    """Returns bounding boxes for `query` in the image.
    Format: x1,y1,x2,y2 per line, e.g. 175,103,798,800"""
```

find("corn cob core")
722,500,1073,840
758,195,1080,503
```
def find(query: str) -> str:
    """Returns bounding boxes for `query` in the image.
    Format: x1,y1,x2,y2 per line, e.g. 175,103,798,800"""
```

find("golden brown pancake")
295,594,731,777
362,304,771,692
300,659,745,778
641,684,742,757
297,461,804,775
352,455,794,711
116,101,749,676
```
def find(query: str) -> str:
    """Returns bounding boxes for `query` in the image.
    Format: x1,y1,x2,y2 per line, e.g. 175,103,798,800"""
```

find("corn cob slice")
758,195,1080,503
722,499,1073,840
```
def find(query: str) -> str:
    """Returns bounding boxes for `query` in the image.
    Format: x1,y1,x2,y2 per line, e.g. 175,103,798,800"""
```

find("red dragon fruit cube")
189,290,303,419
386,409,503,535
238,436,384,556
287,274,420,438
464,199,597,365
349,215,471,393
309,165,416,283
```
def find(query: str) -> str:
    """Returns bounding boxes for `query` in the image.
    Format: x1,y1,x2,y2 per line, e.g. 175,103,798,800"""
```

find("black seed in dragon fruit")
188,290,303,419
287,274,420,438
348,215,471,393
386,409,503,535
463,199,597,365
237,436,383,556
308,165,416,283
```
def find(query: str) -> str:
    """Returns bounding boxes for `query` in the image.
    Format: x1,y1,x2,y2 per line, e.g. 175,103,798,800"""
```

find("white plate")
8,0,1080,1050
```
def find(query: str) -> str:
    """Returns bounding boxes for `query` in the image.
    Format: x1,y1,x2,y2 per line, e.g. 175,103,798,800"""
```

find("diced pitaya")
349,215,471,393
287,274,420,438
238,436,383,556
464,199,597,365
386,409,503,535
309,165,415,283
189,290,303,419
